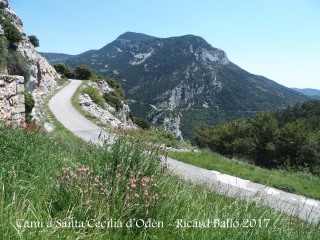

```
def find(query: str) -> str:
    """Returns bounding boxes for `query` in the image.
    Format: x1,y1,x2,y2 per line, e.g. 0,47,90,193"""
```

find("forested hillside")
194,100,320,174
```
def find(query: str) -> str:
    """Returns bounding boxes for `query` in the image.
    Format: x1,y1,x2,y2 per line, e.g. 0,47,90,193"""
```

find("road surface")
49,80,320,224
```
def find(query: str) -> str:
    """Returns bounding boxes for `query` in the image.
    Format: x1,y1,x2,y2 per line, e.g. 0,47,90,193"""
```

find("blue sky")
10,0,320,89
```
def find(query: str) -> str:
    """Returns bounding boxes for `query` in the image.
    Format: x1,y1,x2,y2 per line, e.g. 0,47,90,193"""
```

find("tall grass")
0,123,319,239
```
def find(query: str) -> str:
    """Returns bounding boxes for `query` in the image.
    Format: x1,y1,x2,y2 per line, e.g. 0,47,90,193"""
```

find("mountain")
39,52,75,65
292,88,320,99
63,32,308,140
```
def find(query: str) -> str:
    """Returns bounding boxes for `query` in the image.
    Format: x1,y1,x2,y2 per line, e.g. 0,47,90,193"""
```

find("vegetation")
125,127,191,149
54,63,95,80
103,91,123,111
1,124,319,239
82,85,105,109
24,91,35,123
28,35,39,47
132,116,151,130
74,64,94,80
168,150,320,200
0,11,29,79
0,36,7,70
6,50,30,81
53,63,76,79
0,10,22,48
194,100,320,175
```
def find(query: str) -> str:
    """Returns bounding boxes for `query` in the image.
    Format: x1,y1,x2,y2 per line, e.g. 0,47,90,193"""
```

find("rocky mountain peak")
116,32,156,42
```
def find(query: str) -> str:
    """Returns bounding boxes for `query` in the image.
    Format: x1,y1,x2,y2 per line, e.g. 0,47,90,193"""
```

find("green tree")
28,35,39,47
251,113,278,168
53,63,76,79
74,64,94,80
194,122,214,148
276,119,310,168
24,91,35,123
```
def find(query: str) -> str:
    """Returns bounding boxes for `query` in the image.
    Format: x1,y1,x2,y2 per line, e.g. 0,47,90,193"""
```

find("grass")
82,85,106,109
126,128,194,150
168,150,320,200
0,125,319,239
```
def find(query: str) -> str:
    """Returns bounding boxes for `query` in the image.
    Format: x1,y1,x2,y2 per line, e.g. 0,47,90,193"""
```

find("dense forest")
194,100,320,175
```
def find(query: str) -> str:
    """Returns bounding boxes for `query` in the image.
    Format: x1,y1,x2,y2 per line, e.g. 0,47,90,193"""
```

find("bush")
0,11,22,48
133,117,151,130
53,63,76,79
103,91,123,111
74,64,94,80
24,91,35,123
82,86,105,108
6,51,30,81
0,36,7,70
28,35,39,47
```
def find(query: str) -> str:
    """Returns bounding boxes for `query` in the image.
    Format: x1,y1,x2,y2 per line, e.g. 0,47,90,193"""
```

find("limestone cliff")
0,0,59,122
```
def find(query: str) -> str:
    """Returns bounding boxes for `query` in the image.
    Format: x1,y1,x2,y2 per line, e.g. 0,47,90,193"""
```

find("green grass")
126,128,194,150
168,150,320,200
0,126,319,239
82,85,106,109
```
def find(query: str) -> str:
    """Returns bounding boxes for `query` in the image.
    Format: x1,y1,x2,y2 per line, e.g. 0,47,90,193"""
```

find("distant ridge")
292,88,320,98
40,52,75,65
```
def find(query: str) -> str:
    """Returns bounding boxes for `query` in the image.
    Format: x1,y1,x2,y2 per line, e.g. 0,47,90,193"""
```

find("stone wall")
0,74,25,122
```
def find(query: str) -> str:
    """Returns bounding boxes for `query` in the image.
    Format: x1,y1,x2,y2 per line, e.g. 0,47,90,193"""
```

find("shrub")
74,64,94,80
103,91,123,111
0,36,7,70
28,35,39,47
6,51,30,81
82,86,105,108
133,117,151,130
53,63,76,79
0,11,22,48
24,91,35,123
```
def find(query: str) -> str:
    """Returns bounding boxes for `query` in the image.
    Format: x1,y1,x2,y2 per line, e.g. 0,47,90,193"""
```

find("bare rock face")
1,1,59,94
0,0,59,122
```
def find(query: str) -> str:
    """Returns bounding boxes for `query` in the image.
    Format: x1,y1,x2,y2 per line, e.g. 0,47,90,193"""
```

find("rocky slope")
50,32,308,139
0,0,59,122
78,80,137,130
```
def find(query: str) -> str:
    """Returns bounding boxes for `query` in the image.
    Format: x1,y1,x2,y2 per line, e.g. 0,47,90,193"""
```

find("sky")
10,0,320,89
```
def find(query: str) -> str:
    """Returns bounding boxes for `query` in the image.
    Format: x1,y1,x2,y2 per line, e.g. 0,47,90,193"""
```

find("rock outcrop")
0,0,59,123
79,80,137,130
